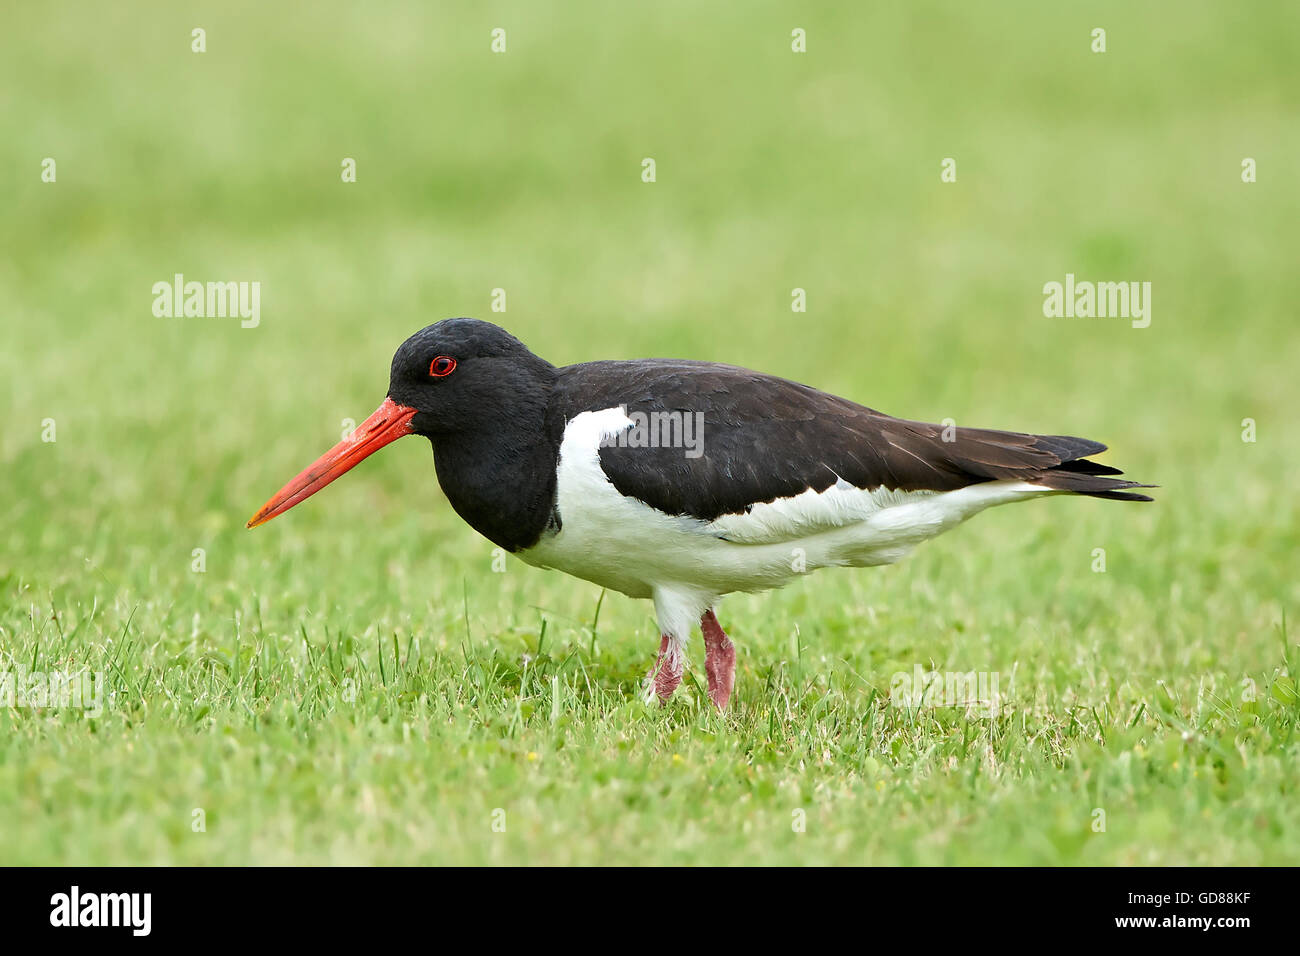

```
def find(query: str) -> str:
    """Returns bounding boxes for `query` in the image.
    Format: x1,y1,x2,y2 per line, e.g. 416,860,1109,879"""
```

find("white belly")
516,408,1054,601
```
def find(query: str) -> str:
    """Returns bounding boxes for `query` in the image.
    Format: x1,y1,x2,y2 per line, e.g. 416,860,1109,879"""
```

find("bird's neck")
429,390,560,553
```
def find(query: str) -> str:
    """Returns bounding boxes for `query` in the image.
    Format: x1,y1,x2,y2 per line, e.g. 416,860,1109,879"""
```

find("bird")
247,317,1153,711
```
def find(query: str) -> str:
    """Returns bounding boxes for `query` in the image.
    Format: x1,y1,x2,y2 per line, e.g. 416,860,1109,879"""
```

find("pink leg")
647,634,683,702
701,609,736,710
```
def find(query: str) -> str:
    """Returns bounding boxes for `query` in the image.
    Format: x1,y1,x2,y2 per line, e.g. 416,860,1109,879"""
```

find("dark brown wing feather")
549,360,1153,521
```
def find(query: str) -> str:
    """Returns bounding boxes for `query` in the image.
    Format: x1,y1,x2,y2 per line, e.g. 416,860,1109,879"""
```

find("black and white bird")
248,318,1153,710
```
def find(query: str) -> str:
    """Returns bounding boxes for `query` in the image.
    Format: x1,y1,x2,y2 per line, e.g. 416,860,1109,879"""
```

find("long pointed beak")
246,397,418,529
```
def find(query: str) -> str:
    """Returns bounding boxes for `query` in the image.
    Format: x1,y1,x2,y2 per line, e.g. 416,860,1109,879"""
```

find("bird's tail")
902,423,1157,502
1018,434,1155,502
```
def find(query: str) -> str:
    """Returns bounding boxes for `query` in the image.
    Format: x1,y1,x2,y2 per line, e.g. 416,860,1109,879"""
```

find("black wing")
548,359,1152,522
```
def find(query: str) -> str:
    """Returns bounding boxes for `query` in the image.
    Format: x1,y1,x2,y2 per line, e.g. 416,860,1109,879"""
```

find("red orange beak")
246,397,418,529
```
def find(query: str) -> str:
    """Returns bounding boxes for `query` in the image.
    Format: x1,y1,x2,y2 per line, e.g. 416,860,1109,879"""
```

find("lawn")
2,0,1298,865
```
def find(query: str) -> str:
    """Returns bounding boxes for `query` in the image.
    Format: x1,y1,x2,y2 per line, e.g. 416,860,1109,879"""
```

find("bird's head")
246,317,554,529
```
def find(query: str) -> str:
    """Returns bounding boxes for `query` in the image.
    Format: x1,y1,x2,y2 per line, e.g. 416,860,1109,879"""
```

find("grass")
2,0,1298,865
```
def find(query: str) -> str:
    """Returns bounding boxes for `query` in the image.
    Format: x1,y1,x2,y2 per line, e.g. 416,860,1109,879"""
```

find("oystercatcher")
248,318,1153,710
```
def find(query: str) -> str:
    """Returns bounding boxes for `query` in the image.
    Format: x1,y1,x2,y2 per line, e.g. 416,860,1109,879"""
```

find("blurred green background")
2,1,1298,865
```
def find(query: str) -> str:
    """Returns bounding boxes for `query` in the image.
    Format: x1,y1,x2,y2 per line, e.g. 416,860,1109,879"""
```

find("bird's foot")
701,609,735,711
644,634,683,704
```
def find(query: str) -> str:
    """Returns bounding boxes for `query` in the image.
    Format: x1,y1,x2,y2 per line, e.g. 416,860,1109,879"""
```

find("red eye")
429,356,457,377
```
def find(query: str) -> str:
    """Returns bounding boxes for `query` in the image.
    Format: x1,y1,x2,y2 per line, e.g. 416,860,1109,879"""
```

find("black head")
387,318,556,437
247,318,555,529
